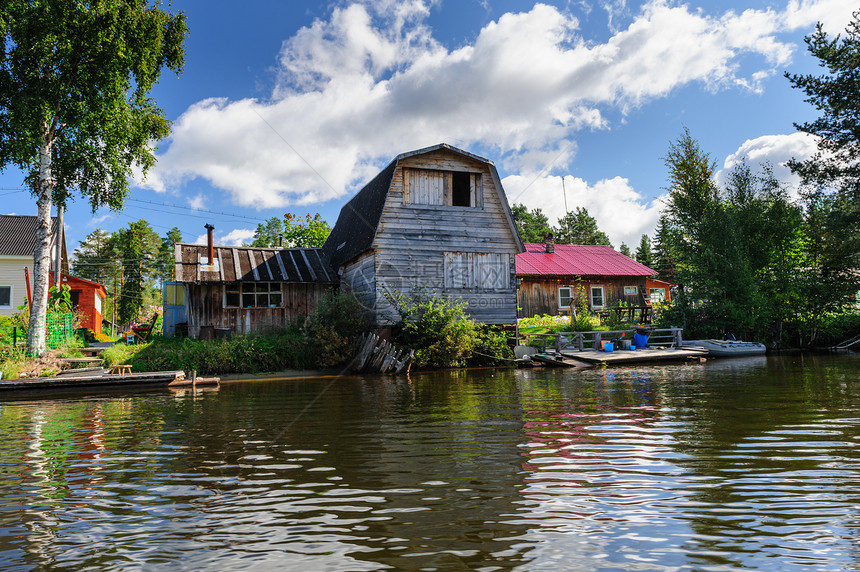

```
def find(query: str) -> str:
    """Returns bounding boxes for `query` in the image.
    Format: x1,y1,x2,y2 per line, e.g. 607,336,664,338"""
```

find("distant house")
322,144,525,326
172,230,337,338
0,215,68,317
516,241,669,319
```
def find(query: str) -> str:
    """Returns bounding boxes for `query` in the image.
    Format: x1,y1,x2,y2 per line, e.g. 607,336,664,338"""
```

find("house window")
650,288,666,304
0,286,10,308
226,282,283,308
444,252,510,290
404,168,481,207
623,286,637,296
590,285,605,309
558,287,572,309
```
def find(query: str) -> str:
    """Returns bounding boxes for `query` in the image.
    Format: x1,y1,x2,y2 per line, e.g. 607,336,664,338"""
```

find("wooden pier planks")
0,370,187,392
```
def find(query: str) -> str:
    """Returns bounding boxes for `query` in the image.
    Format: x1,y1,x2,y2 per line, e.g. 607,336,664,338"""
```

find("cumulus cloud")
194,228,256,247
503,172,665,248
716,132,819,198
140,0,854,208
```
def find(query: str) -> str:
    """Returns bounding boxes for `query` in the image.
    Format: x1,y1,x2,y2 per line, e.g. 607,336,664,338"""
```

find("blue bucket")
604,342,614,353
633,332,648,349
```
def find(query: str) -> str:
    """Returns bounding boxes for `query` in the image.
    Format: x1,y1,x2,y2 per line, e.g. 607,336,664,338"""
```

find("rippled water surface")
2,353,860,570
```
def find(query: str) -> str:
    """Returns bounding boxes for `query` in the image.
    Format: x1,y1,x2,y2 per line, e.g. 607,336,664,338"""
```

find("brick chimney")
544,232,555,254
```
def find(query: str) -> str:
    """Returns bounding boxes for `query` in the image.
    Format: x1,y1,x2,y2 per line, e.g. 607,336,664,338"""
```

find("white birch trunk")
26,138,54,357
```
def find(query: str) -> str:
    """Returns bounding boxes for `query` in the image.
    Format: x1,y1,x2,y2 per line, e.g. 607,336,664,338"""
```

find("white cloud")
141,0,849,208
194,228,255,247
87,213,112,227
188,194,206,211
716,132,819,198
503,172,665,248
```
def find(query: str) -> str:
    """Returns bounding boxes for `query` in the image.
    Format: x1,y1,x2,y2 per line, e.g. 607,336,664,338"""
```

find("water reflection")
0,354,859,570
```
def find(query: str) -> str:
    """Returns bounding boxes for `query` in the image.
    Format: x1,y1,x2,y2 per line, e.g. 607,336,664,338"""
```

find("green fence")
46,313,74,349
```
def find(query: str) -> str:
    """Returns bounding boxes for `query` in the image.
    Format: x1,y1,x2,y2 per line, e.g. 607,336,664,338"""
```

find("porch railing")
520,327,684,352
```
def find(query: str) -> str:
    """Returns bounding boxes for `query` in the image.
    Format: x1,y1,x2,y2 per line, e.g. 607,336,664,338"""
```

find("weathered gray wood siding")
370,149,520,325
518,276,648,318
184,283,331,337
341,251,377,315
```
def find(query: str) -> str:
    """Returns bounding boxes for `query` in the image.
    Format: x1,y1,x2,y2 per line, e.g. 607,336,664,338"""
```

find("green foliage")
250,217,285,247
634,234,653,268
47,284,74,314
305,289,371,368
511,204,553,243
114,220,161,324
283,213,331,248
787,15,860,201
469,326,514,366
554,207,612,246
619,243,631,257
0,0,187,355
388,289,479,369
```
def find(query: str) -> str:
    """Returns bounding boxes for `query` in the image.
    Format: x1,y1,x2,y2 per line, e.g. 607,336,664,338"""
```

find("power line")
125,198,269,222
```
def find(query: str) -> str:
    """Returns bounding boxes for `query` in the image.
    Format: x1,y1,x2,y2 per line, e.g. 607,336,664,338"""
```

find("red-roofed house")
516,242,671,319
49,271,107,334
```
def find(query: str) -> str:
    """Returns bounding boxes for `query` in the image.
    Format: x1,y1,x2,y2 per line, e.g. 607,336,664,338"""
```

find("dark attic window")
451,171,471,207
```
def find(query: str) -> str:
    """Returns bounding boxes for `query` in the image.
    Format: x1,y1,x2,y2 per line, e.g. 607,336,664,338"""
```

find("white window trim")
0,285,12,308
590,285,605,309
558,286,572,309
623,285,638,296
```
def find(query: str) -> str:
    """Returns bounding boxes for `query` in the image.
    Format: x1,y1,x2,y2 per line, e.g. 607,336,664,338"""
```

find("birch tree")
0,0,186,354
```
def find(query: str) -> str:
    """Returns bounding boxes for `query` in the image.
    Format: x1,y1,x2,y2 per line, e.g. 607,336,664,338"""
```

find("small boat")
682,339,766,357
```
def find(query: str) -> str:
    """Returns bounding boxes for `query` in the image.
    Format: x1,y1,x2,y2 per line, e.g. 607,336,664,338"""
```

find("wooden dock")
562,347,708,365
0,370,187,392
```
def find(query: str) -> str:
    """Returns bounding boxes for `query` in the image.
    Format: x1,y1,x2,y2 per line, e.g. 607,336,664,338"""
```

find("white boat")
681,339,766,357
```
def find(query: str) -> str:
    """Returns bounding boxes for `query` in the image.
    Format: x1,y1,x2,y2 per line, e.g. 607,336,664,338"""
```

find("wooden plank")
232,248,242,282
275,250,289,281
299,249,317,282
288,250,303,281
217,247,225,282
248,250,260,281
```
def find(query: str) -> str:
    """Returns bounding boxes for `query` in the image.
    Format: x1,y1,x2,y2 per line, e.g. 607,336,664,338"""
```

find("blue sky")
1,0,855,255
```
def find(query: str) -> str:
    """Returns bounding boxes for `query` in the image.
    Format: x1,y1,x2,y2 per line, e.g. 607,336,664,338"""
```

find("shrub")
470,325,514,366
388,289,479,369
305,289,372,368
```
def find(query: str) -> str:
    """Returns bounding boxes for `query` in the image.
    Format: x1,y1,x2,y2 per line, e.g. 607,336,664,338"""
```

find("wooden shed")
516,242,664,319
322,144,525,326
49,272,106,334
174,241,337,338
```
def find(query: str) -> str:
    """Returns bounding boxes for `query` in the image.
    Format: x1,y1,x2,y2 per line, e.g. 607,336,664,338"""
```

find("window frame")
590,285,605,309
443,252,510,291
649,288,666,304
0,285,11,309
403,168,482,208
623,285,638,296
224,282,283,308
558,286,572,310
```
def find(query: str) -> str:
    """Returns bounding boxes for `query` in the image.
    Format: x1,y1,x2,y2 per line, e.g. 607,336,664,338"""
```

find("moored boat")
682,339,766,357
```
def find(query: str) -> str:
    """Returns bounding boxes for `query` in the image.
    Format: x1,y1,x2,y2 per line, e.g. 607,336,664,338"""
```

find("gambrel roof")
322,143,525,269
174,244,337,284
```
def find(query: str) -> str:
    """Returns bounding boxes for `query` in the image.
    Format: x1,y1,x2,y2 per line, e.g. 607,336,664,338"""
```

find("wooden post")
192,369,197,388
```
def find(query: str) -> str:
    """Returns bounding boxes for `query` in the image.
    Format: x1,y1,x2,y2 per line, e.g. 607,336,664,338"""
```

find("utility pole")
561,176,568,214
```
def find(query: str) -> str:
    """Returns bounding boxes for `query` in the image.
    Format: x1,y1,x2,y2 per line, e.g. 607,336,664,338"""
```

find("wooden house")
173,232,337,338
516,241,669,319
48,271,107,333
323,144,525,326
0,215,68,317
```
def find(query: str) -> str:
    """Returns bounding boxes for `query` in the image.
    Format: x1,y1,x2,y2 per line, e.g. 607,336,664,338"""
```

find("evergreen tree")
634,234,653,268
156,227,182,284
619,243,631,257
510,204,552,243
250,217,284,247
72,229,115,285
554,207,612,246
113,220,160,324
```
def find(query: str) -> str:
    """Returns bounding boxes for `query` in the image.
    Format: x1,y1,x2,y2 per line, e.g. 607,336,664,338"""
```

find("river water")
1,353,860,571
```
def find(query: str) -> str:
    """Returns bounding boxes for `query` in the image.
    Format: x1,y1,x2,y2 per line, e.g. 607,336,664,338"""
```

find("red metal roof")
516,243,657,276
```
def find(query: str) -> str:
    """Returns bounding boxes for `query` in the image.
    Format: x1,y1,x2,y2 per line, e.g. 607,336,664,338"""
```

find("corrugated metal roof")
0,215,60,256
174,244,337,284
516,243,657,276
